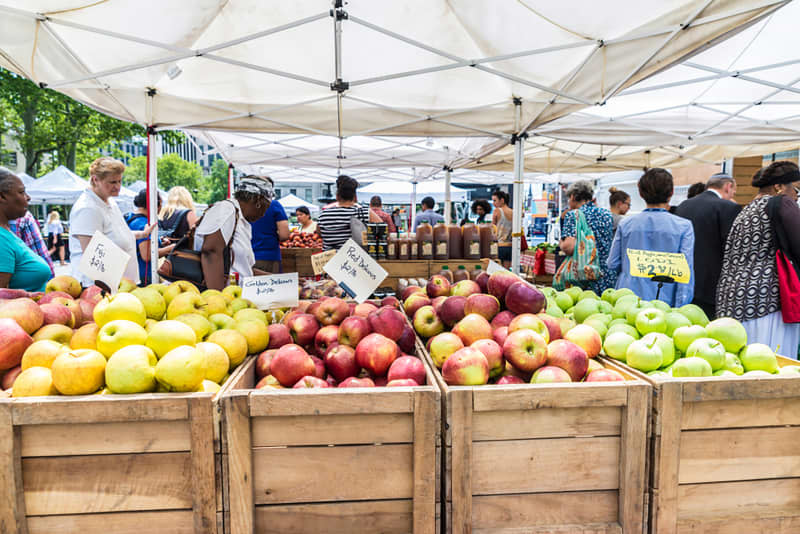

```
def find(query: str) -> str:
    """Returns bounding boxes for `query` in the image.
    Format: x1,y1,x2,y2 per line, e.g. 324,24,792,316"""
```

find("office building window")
305,188,313,202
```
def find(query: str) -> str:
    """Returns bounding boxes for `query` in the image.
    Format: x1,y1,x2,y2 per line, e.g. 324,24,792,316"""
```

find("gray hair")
566,180,594,202
0,167,19,194
706,172,734,190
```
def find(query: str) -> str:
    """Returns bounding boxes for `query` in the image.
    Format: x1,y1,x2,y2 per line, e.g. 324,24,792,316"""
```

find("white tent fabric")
0,1,784,140
357,180,468,204
26,165,89,204
276,193,319,212
17,172,35,186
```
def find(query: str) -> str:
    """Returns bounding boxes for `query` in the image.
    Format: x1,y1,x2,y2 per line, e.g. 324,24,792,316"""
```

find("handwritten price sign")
626,248,690,284
79,231,130,294
241,272,299,309
310,249,336,275
324,239,388,303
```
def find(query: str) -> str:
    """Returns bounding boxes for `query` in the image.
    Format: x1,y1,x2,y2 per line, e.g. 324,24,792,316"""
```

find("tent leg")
410,172,417,232
444,166,452,224
227,163,234,199
511,137,524,275
147,128,159,285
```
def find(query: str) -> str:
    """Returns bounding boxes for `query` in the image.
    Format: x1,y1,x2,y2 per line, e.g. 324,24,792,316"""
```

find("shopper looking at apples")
607,168,695,307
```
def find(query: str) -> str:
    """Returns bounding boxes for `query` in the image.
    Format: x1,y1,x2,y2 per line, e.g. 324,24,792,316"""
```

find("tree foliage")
121,154,227,205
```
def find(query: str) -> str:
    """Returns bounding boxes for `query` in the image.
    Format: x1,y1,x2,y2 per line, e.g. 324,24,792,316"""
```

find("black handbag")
158,200,239,289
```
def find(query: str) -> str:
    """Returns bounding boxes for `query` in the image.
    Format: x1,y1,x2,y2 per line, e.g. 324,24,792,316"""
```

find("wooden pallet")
220,353,442,533
603,355,800,533
421,343,650,534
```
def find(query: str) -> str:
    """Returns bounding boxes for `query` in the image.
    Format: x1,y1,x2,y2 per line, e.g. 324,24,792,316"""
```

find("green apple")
685,338,726,371
93,292,147,328
155,345,206,392
625,305,643,326
713,369,738,377
601,288,617,304
607,323,640,339
678,303,709,326
51,349,107,395
744,370,774,378
612,295,639,320
597,301,613,314
586,313,612,326
163,280,200,306
167,292,208,319
671,356,713,377
626,338,663,372
647,370,670,378
635,308,667,335
146,320,197,359
574,299,602,323
234,308,268,325
209,313,236,331
579,290,599,301
96,320,148,359
228,298,250,315
778,365,800,376
705,317,747,354
739,343,779,374
673,325,707,353
175,313,213,342
564,286,583,303
649,300,670,313
664,311,692,337
541,287,556,298
554,292,573,312
608,318,628,327
130,287,166,321
641,333,675,367
104,345,157,393
603,332,636,361
545,299,564,318
583,318,608,338
721,352,744,375
196,341,230,384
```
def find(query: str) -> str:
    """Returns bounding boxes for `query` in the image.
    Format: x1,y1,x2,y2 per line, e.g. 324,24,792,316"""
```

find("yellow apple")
222,285,242,301
144,318,158,332
196,341,230,383
228,298,249,315
21,340,67,370
147,283,168,296
93,293,147,327
195,379,221,393
131,287,167,321
94,387,113,395
207,329,248,368
163,280,200,306
204,294,229,316
118,277,137,293
209,313,236,331
201,289,224,300
12,366,59,396
146,320,197,359
32,324,73,344
175,313,213,342
167,292,208,319
51,349,106,395
234,308,268,325
155,345,206,392
96,320,148,359
45,275,82,298
234,319,269,355
105,345,157,394
70,323,100,350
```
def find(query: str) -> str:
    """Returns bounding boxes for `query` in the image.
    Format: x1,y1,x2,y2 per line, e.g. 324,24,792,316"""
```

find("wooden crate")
603,355,800,533
220,351,442,534
281,248,321,277
379,260,431,291
0,375,241,534
421,344,651,534
429,259,489,276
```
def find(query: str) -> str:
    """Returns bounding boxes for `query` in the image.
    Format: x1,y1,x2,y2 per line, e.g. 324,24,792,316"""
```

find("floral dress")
562,201,617,294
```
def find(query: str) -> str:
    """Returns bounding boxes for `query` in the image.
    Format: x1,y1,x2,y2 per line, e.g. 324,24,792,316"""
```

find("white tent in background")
26,165,88,204
276,193,319,213
17,172,35,186
358,180,468,205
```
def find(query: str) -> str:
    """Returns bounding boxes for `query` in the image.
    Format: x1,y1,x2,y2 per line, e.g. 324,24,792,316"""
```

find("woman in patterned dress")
717,161,800,358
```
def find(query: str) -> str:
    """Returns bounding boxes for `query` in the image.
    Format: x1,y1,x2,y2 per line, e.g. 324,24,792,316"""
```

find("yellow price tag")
311,249,336,275
626,248,690,284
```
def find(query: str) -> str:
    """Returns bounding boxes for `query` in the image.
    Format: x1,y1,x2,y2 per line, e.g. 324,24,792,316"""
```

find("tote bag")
767,196,800,323
553,209,601,290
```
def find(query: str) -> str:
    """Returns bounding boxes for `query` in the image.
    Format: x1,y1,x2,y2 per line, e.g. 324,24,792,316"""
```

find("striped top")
318,204,370,250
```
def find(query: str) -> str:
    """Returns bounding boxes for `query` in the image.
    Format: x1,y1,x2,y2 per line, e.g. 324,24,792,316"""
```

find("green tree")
157,152,203,192
122,156,148,184
197,158,229,205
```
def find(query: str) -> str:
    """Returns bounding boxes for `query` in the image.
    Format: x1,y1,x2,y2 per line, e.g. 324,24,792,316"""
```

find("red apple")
387,355,426,385
255,375,283,389
270,344,316,387
442,346,489,385
505,281,546,315
326,375,339,387
352,302,378,318
537,313,563,342
503,360,533,382
496,375,525,385
39,302,75,327
452,313,493,346
267,324,293,349
493,326,509,348
490,310,515,330
487,271,519,303
0,289,30,300
78,298,98,327
438,296,467,327
397,325,416,355
475,271,490,293
324,344,360,382
314,325,340,357
80,285,104,305
1,365,21,390
338,376,375,388
305,300,323,320
51,297,83,327
0,318,33,371
401,285,425,302
355,333,400,377
381,296,400,309
38,291,74,305
546,339,589,381
295,301,311,313
563,324,602,358
586,369,626,382
429,332,465,368
293,376,331,388
471,338,504,378
0,298,43,335
531,365,572,384
426,275,451,298
387,378,419,387
373,376,389,387
368,307,407,340
312,297,349,326
338,316,372,347
281,310,301,326
255,349,278,378
310,355,326,379
286,313,320,347
464,293,501,322
508,313,550,342
503,329,548,373
403,293,431,319
450,280,481,298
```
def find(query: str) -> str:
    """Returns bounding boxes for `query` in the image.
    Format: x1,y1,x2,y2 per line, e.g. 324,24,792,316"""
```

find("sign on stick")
626,249,691,284
79,231,130,294
241,272,299,310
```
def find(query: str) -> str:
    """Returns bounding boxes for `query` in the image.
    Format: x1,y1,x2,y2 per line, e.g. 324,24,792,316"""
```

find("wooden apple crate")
220,351,442,534
379,259,431,291
420,342,651,534
281,247,321,277
0,359,253,534
602,355,800,533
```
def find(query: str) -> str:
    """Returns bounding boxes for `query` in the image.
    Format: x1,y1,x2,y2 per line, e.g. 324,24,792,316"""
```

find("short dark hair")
370,195,382,208
336,175,359,202
638,168,674,204
608,187,630,206
471,199,491,215
421,196,435,209
687,182,706,198
753,160,799,188
296,206,310,216
492,189,510,205
134,189,162,209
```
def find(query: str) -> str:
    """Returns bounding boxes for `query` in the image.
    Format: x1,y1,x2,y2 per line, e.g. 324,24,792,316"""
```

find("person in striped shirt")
318,175,381,251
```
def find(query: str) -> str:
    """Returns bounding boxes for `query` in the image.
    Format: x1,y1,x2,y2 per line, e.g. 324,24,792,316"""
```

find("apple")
585,313,612,326
431,296,447,316
314,325,339,357
387,355,426,385
554,292,574,312
51,297,83,327
452,313,493,346
586,369,625,382
471,338,504,378
612,295,640,320
673,325,707,353
403,293,432,319
464,293,501,322
78,298,98,328
80,284,104,303
368,307,407,340
607,323,640,340
546,339,588,381
705,318,747,354
387,378,419,387
678,304,710,326
0,314,38,368
196,341,230,383
533,312,564,342
45,275,82,298
474,271,490,293
21,340,67,370
450,279,481,298
413,306,444,339
40,302,75,327
221,284,242,301
442,346,489,385
154,345,206,392
234,308,268,325
438,296,467,327
175,313,214,342
0,298,43,334
603,332,635,361
355,333,400,377
496,375,525,385
338,316,372,347
207,329,249,368
685,338,726,371
94,293,147,327
563,324,602,358
487,271,518,303
96,320,148,359
544,299,563,318
491,311,515,330
583,318,608,339
573,298,602,324
531,365,572,384
778,365,800,376
635,308,667,335
426,275,451,298
492,326,509,348
166,292,208,320
338,377,375,388
203,294,228,316
663,312,691,337
12,366,59,397
1,365,21,389
721,352,745,375
255,375,282,389
129,287,166,321
286,313,320,346
352,302,378,318
740,343,779,374
293,376,330,388
104,345,158,393
310,355,326,379
400,285,425,302
398,325,416,355
144,320,196,360
269,344,315,386
164,280,201,306
381,296,400,309
641,333,676,368
264,324,290,350
324,344,360,381
672,356,713,377
233,319,269,355
429,332,464,368
32,324,73,344
51,349,106,395
508,314,550,342
312,297,349,326
228,298,250,315
503,329,548,373
505,281,546,316
625,338,663,372
255,348,277,378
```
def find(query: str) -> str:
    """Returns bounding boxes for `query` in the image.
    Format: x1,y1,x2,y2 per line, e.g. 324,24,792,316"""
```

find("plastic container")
454,265,469,282
417,224,433,260
448,225,463,259
438,265,453,283
470,264,484,280
462,223,481,260
410,233,418,259
398,234,410,260
387,232,398,260
479,224,496,259
433,223,449,260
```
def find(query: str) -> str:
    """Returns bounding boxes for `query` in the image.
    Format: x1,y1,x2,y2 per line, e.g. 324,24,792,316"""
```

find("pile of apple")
543,285,799,378
403,271,626,386
253,295,427,389
0,275,289,397
298,278,346,300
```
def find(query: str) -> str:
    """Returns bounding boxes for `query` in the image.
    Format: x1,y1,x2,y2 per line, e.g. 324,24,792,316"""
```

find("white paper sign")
79,231,130,295
241,272,299,310
323,239,388,303
486,260,509,275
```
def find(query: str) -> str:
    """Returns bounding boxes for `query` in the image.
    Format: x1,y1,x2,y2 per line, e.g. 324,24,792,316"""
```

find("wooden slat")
472,437,620,495
649,381,682,534
618,384,648,533
10,395,191,425
0,404,25,534
254,500,412,533
188,397,216,534
252,444,413,504
681,375,800,402
472,383,628,412
248,388,415,416
474,524,622,534
224,393,253,534
20,420,191,457
677,509,800,534
413,390,438,534
472,407,621,441
681,397,800,430
449,389,472,534
677,478,800,520
472,491,619,530
27,510,194,534
679,426,800,484
22,452,192,515
251,413,413,446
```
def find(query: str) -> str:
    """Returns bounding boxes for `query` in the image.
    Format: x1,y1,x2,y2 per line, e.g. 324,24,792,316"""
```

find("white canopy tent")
17,172,35,186
276,193,319,213
26,165,136,210
358,180,469,205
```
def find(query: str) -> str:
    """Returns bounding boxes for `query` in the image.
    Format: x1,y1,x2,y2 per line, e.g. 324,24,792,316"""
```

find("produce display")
280,229,322,249
298,277,346,299
0,275,279,397
252,295,426,388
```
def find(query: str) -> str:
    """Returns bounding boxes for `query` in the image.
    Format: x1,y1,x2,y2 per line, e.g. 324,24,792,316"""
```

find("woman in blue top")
607,168,695,307
125,190,174,285
251,188,290,274
0,168,51,292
